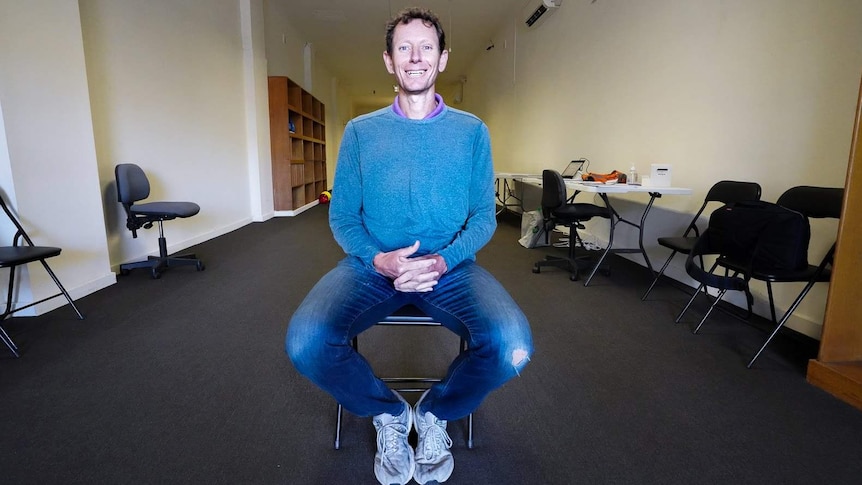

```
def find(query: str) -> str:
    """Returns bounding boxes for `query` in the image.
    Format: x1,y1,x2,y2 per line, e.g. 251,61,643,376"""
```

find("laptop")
561,159,586,179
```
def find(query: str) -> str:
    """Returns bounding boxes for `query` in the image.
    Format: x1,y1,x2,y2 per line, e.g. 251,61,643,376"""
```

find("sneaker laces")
418,414,452,461
376,420,410,461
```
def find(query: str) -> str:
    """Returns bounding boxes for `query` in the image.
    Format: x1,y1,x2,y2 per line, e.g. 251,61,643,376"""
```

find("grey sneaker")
413,390,454,484
372,391,415,485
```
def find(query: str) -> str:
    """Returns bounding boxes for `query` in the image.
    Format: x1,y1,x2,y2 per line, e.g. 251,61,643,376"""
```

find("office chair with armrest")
718,186,843,367
532,169,612,282
641,180,761,300
0,193,84,357
115,163,205,279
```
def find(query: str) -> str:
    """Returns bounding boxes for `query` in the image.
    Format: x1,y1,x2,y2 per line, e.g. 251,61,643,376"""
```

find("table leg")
583,192,659,286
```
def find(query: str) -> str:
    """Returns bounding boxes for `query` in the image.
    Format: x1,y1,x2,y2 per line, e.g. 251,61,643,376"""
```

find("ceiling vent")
522,0,563,29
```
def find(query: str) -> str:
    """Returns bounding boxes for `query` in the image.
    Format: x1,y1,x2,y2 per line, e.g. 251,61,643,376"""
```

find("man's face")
383,18,448,96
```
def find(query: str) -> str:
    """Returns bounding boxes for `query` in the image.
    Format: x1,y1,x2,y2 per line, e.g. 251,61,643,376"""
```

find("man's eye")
398,45,410,52
422,45,433,51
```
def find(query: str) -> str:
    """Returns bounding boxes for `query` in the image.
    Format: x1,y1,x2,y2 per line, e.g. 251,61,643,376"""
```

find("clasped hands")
372,241,447,292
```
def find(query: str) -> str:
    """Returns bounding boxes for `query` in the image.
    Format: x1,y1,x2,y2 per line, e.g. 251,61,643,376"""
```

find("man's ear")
438,48,449,72
383,51,395,74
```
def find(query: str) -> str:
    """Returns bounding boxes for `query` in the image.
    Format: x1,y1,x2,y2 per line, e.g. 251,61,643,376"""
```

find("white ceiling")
278,0,528,107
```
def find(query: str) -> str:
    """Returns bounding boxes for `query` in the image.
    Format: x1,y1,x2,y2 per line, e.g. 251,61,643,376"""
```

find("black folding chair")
719,186,843,367
0,193,83,357
642,180,761,300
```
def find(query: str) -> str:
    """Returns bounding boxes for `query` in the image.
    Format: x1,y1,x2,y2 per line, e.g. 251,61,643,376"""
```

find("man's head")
383,8,448,97
385,8,446,56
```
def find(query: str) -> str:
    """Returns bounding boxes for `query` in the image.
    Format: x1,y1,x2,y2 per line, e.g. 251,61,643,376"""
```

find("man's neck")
397,91,439,120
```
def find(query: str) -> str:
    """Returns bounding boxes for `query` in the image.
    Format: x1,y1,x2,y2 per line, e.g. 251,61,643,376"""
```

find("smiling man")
286,8,533,485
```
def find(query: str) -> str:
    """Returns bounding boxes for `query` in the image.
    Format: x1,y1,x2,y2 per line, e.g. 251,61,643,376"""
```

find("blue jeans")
286,257,533,420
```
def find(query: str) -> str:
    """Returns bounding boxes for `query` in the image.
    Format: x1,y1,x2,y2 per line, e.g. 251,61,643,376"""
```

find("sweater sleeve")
436,122,497,270
329,121,381,267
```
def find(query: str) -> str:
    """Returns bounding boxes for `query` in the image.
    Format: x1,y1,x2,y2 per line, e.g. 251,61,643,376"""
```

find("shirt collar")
391,93,445,119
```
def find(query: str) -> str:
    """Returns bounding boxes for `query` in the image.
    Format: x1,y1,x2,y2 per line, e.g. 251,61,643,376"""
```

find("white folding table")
522,178,692,286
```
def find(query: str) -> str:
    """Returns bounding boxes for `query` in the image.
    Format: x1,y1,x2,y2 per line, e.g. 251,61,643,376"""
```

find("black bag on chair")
709,200,810,272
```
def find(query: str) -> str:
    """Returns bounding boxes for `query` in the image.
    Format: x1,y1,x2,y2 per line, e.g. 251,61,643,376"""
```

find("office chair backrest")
115,163,151,206
541,169,567,212
776,186,844,220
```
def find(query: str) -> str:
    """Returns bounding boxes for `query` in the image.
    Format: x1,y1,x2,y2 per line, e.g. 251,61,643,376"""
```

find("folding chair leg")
40,260,84,320
693,289,727,334
747,279,819,368
675,283,706,323
0,325,19,357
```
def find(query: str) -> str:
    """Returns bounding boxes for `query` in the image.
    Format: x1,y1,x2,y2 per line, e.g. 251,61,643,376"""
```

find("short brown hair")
385,8,446,55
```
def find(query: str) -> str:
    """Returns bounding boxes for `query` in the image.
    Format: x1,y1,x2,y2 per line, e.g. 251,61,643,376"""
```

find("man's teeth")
407,70,424,77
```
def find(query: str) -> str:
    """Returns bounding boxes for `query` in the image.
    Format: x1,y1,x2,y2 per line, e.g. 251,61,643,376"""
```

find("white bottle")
628,164,638,185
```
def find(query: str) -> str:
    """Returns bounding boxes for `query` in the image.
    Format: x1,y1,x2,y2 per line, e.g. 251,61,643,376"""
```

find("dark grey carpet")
2,206,861,485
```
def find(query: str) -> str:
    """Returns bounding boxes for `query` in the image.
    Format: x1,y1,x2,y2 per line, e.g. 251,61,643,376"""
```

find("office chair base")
533,253,610,282
533,256,580,281
119,253,204,279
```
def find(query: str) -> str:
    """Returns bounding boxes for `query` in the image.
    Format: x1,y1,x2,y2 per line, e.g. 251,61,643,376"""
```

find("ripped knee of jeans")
511,348,531,376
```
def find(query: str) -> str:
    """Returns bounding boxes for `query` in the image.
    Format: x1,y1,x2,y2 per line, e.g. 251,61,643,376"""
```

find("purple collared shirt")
391,93,445,119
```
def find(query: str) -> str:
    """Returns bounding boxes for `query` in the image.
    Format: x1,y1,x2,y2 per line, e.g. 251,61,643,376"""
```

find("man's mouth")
406,70,426,77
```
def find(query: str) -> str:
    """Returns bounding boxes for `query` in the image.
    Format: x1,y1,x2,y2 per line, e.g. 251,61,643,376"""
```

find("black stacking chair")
334,305,474,450
115,163,205,279
719,186,843,367
641,180,761,300
0,193,83,357
532,169,612,282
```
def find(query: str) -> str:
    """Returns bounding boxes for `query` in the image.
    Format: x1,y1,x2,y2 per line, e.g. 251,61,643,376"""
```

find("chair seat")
720,259,832,284
554,203,611,221
377,304,441,325
657,236,697,253
130,201,200,218
0,246,62,267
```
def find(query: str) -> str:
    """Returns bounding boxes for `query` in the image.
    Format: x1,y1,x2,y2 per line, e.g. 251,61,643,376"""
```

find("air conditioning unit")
522,0,562,29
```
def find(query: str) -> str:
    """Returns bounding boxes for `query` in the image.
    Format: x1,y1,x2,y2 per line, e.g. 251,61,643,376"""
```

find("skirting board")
274,200,319,217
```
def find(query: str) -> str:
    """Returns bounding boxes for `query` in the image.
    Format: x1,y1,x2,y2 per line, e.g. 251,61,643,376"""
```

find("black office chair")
641,180,762,300
115,163,205,279
718,186,843,367
532,169,612,281
0,193,84,357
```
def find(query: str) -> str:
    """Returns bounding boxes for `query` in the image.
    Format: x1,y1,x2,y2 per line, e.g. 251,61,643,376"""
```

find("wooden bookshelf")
807,75,862,411
268,76,326,211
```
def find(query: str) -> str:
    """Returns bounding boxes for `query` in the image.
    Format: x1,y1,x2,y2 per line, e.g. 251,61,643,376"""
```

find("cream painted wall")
242,0,275,222
263,0,347,198
0,0,346,318
79,0,253,269
463,0,862,338
0,0,115,315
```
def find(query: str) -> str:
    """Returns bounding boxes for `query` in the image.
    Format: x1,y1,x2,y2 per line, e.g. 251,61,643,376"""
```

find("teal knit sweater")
329,104,497,272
